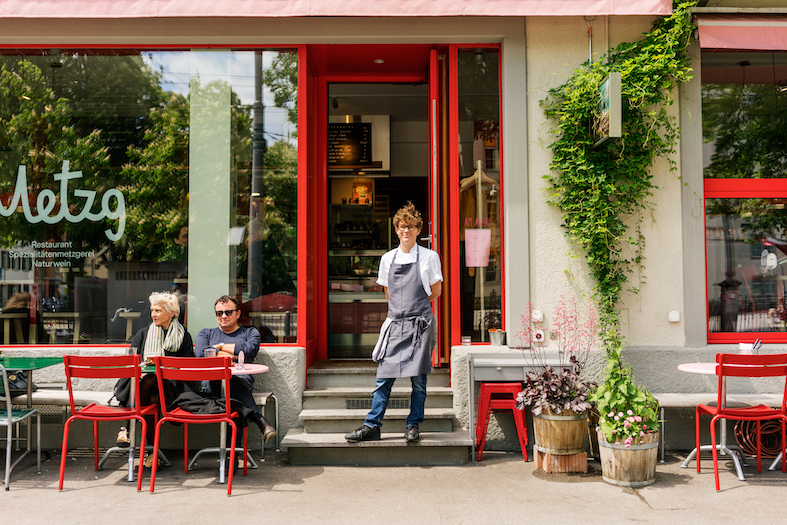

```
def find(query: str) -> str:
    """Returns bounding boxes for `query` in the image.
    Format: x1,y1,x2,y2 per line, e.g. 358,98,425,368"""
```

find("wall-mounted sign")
593,72,622,148
328,123,372,166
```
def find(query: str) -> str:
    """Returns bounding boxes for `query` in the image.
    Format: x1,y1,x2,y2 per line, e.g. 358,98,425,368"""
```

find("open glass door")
429,48,451,366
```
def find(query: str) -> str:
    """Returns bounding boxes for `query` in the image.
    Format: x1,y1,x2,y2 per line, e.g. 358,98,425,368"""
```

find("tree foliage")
0,59,111,248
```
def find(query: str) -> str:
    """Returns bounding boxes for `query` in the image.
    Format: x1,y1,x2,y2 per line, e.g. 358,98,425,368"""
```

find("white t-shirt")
376,244,443,298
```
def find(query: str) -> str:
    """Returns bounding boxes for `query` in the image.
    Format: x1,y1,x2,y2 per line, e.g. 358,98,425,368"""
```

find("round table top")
677,362,716,375
231,363,268,375
141,362,269,375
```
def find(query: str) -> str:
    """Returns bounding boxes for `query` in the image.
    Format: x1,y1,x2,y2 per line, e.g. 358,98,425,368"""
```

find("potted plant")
591,337,660,487
515,297,597,464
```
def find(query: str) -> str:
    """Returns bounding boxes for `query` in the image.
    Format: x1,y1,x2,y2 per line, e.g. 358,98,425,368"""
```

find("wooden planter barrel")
597,430,660,487
533,409,588,455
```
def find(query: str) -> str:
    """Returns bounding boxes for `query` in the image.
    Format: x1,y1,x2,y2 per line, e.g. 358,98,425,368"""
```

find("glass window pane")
703,51,787,179
0,49,298,345
706,198,787,333
457,47,502,342
235,50,299,343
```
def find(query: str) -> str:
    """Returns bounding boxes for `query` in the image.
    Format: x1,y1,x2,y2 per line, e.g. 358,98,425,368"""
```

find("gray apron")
376,245,436,379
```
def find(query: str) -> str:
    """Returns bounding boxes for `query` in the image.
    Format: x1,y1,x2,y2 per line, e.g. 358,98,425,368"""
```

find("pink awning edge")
0,0,672,18
697,15,787,51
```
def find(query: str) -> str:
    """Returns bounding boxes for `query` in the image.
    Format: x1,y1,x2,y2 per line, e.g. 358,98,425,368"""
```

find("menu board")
328,123,372,166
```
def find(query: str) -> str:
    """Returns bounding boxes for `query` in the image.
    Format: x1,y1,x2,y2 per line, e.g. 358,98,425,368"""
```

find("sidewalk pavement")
3,448,786,525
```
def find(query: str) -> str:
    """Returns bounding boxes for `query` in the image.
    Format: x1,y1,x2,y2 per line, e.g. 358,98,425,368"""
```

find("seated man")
195,295,277,443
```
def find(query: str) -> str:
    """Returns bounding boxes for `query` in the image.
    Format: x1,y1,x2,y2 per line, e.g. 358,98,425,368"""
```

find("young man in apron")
345,202,443,443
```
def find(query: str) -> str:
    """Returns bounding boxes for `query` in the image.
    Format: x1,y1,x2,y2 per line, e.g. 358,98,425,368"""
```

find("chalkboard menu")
328,123,371,166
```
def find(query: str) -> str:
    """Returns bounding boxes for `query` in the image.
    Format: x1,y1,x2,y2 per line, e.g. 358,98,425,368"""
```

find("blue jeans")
364,374,427,429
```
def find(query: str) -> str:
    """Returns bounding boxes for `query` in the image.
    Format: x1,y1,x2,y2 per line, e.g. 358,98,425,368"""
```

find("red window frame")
447,44,505,346
705,179,787,343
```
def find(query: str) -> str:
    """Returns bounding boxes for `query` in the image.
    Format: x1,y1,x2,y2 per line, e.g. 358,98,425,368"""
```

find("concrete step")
306,360,450,388
302,386,454,410
283,428,472,466
300,408,457,433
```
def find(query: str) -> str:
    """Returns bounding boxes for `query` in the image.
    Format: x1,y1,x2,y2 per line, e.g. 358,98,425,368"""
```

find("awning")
697,15,787,51
0,0,672,18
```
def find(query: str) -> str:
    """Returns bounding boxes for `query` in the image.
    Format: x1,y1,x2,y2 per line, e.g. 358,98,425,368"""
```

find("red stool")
475,382,528,462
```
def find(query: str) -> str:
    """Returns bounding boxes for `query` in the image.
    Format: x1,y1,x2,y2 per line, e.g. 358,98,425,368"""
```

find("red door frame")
304,44,431,363
301,43,503,364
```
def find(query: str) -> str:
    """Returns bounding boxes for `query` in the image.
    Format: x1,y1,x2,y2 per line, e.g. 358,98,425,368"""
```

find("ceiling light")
374,59,384,64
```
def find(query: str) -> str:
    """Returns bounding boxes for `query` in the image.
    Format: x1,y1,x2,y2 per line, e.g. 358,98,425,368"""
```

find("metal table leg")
681,420,748,481
768,452,783,471
98,419,170,481
188,422,257,484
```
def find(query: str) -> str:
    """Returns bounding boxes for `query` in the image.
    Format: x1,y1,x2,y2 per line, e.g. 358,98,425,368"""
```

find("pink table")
678,362,748,481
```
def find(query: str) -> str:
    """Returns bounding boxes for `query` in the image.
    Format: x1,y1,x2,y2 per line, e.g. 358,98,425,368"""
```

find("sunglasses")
215,309,237,317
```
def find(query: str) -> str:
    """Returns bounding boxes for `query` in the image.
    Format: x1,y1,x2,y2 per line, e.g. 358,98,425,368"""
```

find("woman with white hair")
116,291,194,466
130,291,193,362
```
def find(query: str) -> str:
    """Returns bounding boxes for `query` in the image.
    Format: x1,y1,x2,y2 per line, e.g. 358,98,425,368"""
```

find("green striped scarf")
142,318,185,359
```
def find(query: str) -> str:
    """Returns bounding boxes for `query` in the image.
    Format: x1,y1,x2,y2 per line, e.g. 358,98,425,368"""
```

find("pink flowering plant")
515,297,597,416
591,339,659,447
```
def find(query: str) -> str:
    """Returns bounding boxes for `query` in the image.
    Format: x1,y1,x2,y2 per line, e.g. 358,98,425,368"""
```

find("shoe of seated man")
345,425,381,443
405,425,420,443
255,418,277,443
116,427,130,448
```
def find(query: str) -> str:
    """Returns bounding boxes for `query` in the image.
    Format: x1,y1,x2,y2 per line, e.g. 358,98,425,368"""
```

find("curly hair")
392,201,423,230
149,291,180,317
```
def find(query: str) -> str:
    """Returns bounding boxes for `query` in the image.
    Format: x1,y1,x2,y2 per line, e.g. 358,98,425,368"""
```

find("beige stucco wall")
521,16,688,348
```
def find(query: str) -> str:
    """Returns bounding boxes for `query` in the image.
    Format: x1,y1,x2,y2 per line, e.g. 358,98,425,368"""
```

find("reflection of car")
42,297,68,312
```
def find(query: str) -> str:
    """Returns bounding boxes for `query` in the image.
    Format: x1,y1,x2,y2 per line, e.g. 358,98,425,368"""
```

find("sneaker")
405,425,420,443
345,425,381,443
116,427,130,448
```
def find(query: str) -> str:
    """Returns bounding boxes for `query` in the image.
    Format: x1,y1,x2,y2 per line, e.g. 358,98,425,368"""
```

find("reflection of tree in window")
0,58,111,248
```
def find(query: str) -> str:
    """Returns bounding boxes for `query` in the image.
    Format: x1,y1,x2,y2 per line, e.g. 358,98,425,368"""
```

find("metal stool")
475,382,528,461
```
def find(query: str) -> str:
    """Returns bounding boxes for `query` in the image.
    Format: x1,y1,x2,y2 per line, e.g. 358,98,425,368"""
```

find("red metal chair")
59,355,158,491
695,353,787,491
149,356,248,496
475,382,529,462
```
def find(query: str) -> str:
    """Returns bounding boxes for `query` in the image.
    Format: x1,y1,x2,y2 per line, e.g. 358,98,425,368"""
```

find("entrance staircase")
281,360,472,466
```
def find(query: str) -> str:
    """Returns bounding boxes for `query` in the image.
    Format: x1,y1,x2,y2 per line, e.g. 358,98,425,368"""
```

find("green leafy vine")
542,1,698,441
543,0,696,344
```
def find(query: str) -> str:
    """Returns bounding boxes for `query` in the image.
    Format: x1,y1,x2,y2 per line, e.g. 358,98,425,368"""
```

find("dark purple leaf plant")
515,297,597,416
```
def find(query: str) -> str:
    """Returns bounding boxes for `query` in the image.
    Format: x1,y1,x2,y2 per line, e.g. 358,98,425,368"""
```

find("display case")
328,203,390,357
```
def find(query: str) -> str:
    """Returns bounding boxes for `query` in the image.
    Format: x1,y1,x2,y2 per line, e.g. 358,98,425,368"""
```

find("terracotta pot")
533,409,588,455
597,429,660,487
